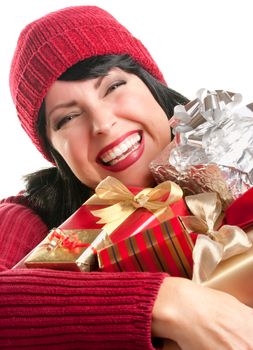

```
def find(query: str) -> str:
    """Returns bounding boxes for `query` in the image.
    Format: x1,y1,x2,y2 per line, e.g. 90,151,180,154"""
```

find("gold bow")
184,192,252,283
86,176,183,234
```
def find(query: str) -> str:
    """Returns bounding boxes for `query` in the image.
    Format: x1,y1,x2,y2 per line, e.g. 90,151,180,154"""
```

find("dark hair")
23,54,189,229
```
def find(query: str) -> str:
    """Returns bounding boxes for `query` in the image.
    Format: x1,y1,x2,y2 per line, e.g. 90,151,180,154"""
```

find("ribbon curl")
48,228,94,254
88,176,183,234
171,89,242,144
184,192,252,283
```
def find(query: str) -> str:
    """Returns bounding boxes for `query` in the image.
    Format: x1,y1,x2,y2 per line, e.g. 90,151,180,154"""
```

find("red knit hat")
9,6,165,161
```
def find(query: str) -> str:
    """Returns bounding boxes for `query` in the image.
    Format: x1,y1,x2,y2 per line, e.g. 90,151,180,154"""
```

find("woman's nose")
91,109,118,135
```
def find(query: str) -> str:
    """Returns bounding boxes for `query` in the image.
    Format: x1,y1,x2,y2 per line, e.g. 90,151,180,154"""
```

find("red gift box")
225,187,253,229
74,176,190,245
61,194,188,244
98,216,198,278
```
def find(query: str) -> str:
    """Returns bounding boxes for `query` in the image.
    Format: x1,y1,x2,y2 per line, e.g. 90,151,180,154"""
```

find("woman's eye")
56,114,79,130
105,80,126,96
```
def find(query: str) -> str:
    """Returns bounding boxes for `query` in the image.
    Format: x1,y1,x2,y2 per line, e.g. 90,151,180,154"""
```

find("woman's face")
45,68,171,189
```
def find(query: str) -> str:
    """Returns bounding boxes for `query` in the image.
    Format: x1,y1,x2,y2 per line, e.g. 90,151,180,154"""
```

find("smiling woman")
31,53,187,228
1,5,253,350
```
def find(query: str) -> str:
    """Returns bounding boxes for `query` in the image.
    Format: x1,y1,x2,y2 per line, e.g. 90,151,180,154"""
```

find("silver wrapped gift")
150,89,253,208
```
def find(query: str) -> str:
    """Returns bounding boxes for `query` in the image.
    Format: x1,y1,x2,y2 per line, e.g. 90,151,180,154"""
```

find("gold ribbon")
184,192,252,283
86,176,183,234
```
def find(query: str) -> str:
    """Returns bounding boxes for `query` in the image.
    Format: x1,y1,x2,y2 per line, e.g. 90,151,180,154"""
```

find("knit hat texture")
9,6,165,161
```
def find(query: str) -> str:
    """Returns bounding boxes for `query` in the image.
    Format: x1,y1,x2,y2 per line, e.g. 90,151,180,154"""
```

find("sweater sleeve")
0,200,167,350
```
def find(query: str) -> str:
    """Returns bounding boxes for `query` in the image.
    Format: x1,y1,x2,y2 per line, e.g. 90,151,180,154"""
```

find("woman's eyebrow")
47,101,77,118
47,74,111,117
94,75,107,89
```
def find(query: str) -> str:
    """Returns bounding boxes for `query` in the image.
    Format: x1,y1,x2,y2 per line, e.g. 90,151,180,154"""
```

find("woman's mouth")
96,130,144,172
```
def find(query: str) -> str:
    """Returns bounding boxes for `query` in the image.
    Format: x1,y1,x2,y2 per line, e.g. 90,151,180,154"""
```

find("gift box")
24,228,103,271
163,189,253,350
187,190,253,307
200,187,253,307
150,89,253,208
14,198,107,271
202,234,253,307
98,216,197,278
17,176,189,271
84,176,189,243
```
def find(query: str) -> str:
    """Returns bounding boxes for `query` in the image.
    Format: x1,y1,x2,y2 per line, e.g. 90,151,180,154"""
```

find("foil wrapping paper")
150,89,253,207
24,228,103,271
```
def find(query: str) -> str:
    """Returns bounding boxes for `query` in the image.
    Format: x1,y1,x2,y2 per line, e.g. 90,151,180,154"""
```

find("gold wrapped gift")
203,229,253,307
25,228,103,271
163,192,253,350
185,193,253,307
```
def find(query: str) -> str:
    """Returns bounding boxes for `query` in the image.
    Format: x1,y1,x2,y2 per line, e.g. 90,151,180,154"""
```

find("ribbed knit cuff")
0,269,167,349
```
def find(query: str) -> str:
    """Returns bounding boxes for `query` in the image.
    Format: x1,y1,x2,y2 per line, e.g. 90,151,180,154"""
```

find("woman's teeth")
100,133,141,166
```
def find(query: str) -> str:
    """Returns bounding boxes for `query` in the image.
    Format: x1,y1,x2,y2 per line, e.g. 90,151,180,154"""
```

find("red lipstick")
96,130,144,172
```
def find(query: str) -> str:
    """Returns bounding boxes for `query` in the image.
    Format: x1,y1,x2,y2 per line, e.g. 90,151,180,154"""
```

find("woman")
1,6,252,350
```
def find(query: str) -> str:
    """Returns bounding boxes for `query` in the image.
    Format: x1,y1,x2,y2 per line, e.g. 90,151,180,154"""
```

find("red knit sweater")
0,196,167,349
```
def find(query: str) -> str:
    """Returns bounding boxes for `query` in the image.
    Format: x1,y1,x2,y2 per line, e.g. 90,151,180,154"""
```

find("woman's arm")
2,200,252,350
0,201,166,350
152,277,253,350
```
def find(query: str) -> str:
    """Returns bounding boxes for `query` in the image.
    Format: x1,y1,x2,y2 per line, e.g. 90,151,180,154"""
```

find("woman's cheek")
115,93,141,114
64,140,84,163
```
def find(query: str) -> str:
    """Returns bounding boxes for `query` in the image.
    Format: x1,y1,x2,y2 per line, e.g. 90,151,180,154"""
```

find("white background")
1,0,253,198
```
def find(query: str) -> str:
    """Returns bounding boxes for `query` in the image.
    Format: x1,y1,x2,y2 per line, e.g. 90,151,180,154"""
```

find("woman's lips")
96,130,144,172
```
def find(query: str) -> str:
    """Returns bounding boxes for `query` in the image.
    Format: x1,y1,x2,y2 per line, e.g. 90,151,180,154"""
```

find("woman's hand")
152,277,253,350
